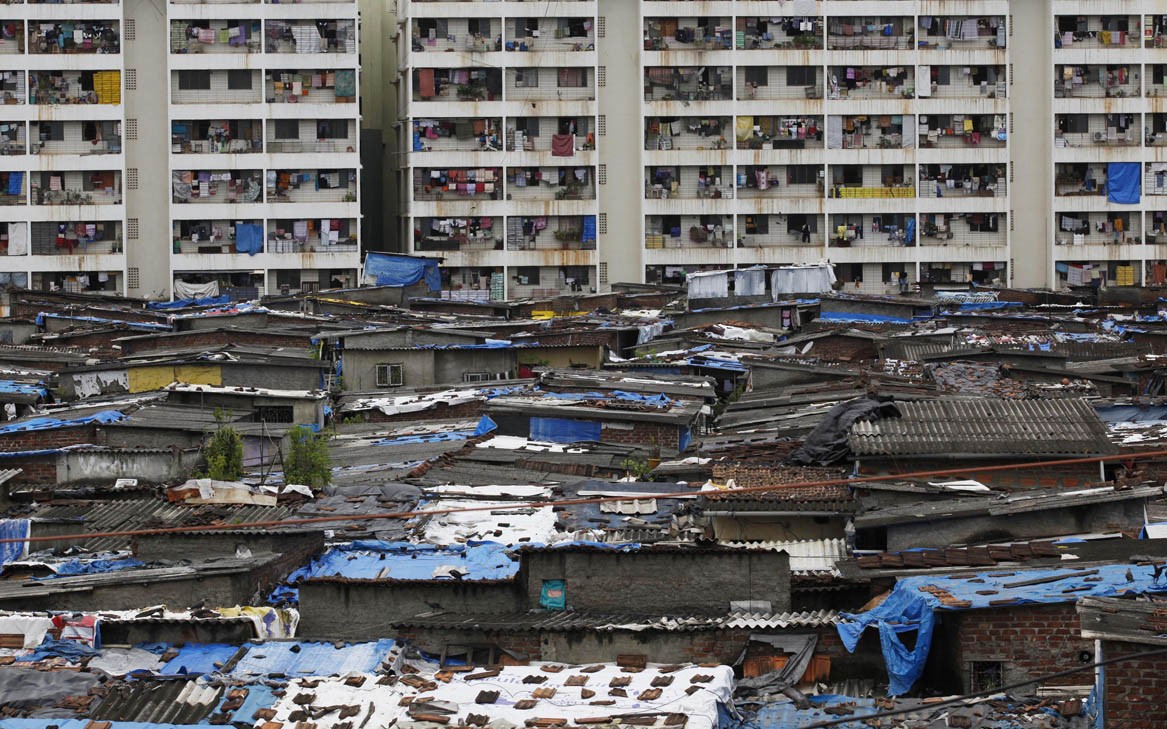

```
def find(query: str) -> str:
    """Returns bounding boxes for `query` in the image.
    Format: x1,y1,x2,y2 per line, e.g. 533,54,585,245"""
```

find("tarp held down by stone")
786,398,900,466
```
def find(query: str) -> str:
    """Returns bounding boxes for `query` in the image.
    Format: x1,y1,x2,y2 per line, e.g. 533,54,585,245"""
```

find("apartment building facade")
392,0,1167,297
1,0,361,300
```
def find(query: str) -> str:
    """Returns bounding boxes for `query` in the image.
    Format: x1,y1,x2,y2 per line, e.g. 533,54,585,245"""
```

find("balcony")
739,165,823,199
31,121,121,155
646,165,731,200
172,120,262,154
0,171,24,205
508,166,595,202
739,16,821,50
172,70,261,105
1056,212,1139,246
644,18,731,52
267,119,357,154
31,220,121,255
645,117,730,152
267,70,356,104
33,170,121,206
0,73,24,105
510,266,593,300
30,22,119,55
1055,164,1108,199
827,17,911,51
645,66,732,102
414,217,502,253
738,214,824,249
919,165,1006,199
30,71,120,105
173,170,262,204
0,123,26,155
412,18,500,53
1055,65,1138,99
413,166,501,202
922,65,1005,99
413,118,502,153
829,214,915,248
919,115,1006,149
506,120,593,156
738,67,821,101
828,66,914,100
735,116,823,151
267,169,356,204
35,272,122,295
0,22,23,54
508,17,594,52
828,117,914,150
268,218,357,253
829,164,914,201
919,212,1007,247
507,68,592,102
412,68,501,102
1055,16,1139,50
506,215,596,251
170,21,261,54
917,16,1006,51
645,215,733,250
173,219,262,254
265,20,356,55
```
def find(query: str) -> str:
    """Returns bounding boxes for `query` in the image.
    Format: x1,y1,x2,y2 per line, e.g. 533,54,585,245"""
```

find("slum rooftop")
3,257,1167,726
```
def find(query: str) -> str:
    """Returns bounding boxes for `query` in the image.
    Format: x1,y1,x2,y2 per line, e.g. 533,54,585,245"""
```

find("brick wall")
804,336,877,362
858,459,1100,490
0,424,95,453
950,603,1089,691
1103,641,1167,729
600,421,681,450
7,456,56,485
711,464,847,488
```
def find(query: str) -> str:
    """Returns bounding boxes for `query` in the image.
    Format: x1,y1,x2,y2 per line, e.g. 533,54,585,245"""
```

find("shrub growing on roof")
284,425,332,490
204,422,244,481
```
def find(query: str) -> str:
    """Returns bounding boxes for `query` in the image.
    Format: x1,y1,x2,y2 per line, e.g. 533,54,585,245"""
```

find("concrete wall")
54,448,203,486
884,499,1146,552
100,620,254,647
297,580,526,640
221,364,323,392
343,348,517,390
521,549,790,615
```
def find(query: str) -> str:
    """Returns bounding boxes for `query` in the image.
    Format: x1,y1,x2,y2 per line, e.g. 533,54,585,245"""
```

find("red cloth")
417,68,436,99
551,134,575,157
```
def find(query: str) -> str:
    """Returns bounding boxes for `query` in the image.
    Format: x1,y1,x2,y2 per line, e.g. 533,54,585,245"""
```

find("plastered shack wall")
521,550,790,615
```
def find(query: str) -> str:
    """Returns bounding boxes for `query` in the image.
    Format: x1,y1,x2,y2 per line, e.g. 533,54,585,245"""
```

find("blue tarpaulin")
282,540,519,584
581,216,597,243
0,381,47,398
1108,162,1141,204
372,415,497,445
160,643,241,676
838,564,1167,695
0,518,29,566
905,217,915,244
229,639,395,679
17,638,100,662
35,313,171,331
538,390,672,406
530,417,601,443
956,301,1024,311
148,296,232,310
36,557,144,579
364,251,441,291
0,410,124,434
235,223,263,255
818,312,914,324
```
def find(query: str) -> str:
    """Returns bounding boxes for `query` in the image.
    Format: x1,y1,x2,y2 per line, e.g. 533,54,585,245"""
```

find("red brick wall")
600,422,681,450
6,456,57,484
0,424,96,453
1103,641,1167,728
953,604,1089,690
858,460,1099,490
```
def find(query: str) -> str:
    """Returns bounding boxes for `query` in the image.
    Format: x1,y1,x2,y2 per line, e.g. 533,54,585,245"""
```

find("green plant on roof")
283,425,333,490
204,412,244,481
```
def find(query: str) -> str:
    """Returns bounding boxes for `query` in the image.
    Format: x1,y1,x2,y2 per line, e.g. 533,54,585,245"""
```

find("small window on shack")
969,661,1004,693
254,405,294,423
377,363,405,387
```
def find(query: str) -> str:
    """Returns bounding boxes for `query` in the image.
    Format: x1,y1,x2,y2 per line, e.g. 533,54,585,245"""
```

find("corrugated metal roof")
848,398,1116,457
719,539,847,573
392,609,839,632
91,680,223,724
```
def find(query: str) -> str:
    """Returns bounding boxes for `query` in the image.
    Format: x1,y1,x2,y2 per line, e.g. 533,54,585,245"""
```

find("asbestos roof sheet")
719,538,848,573
392,609,839,632
90,680,223,724
848,398,1117,457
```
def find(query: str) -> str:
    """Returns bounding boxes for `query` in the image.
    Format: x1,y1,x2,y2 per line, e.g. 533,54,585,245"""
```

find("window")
317,119,348,139
745,67,769,86
38,123,64,142
516,266,541,285
376,363,404,387
467,18,486,36
786,66,815,86
515,69,539,88
969,662,1004,693
787,214,817,233
417,18,448,38
787,166,818,185
558,68,587,88
227,70,253,90
516,117,540,137
274,120,299,139
178,70,211,90
745,215,769,235
255,406,295,423
882,263,907,283
463,372,498,383
1063,115,1089,134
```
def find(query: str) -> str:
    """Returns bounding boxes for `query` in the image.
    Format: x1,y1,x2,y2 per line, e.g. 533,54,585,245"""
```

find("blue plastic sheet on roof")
0,410,124,435
538,390,672,406
0,518,29,566
282,540,519,584
0,380,47,398
742,695,880,728
34,313,171,331
160,643,241,676
35,557,143,579
364,251,441,291
147,295,232,310
687,356,748,372
229,639,395,679
1095,405,1167,423
373,415,497,445
956,301,1024,311
838,564,1167,696
219,682,276,718
1108,162,1141,204
530,416,600,444
17,638,100,662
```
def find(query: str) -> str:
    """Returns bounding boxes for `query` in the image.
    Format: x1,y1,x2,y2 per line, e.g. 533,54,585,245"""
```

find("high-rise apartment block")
1,0,361,300
392,1,1167,298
